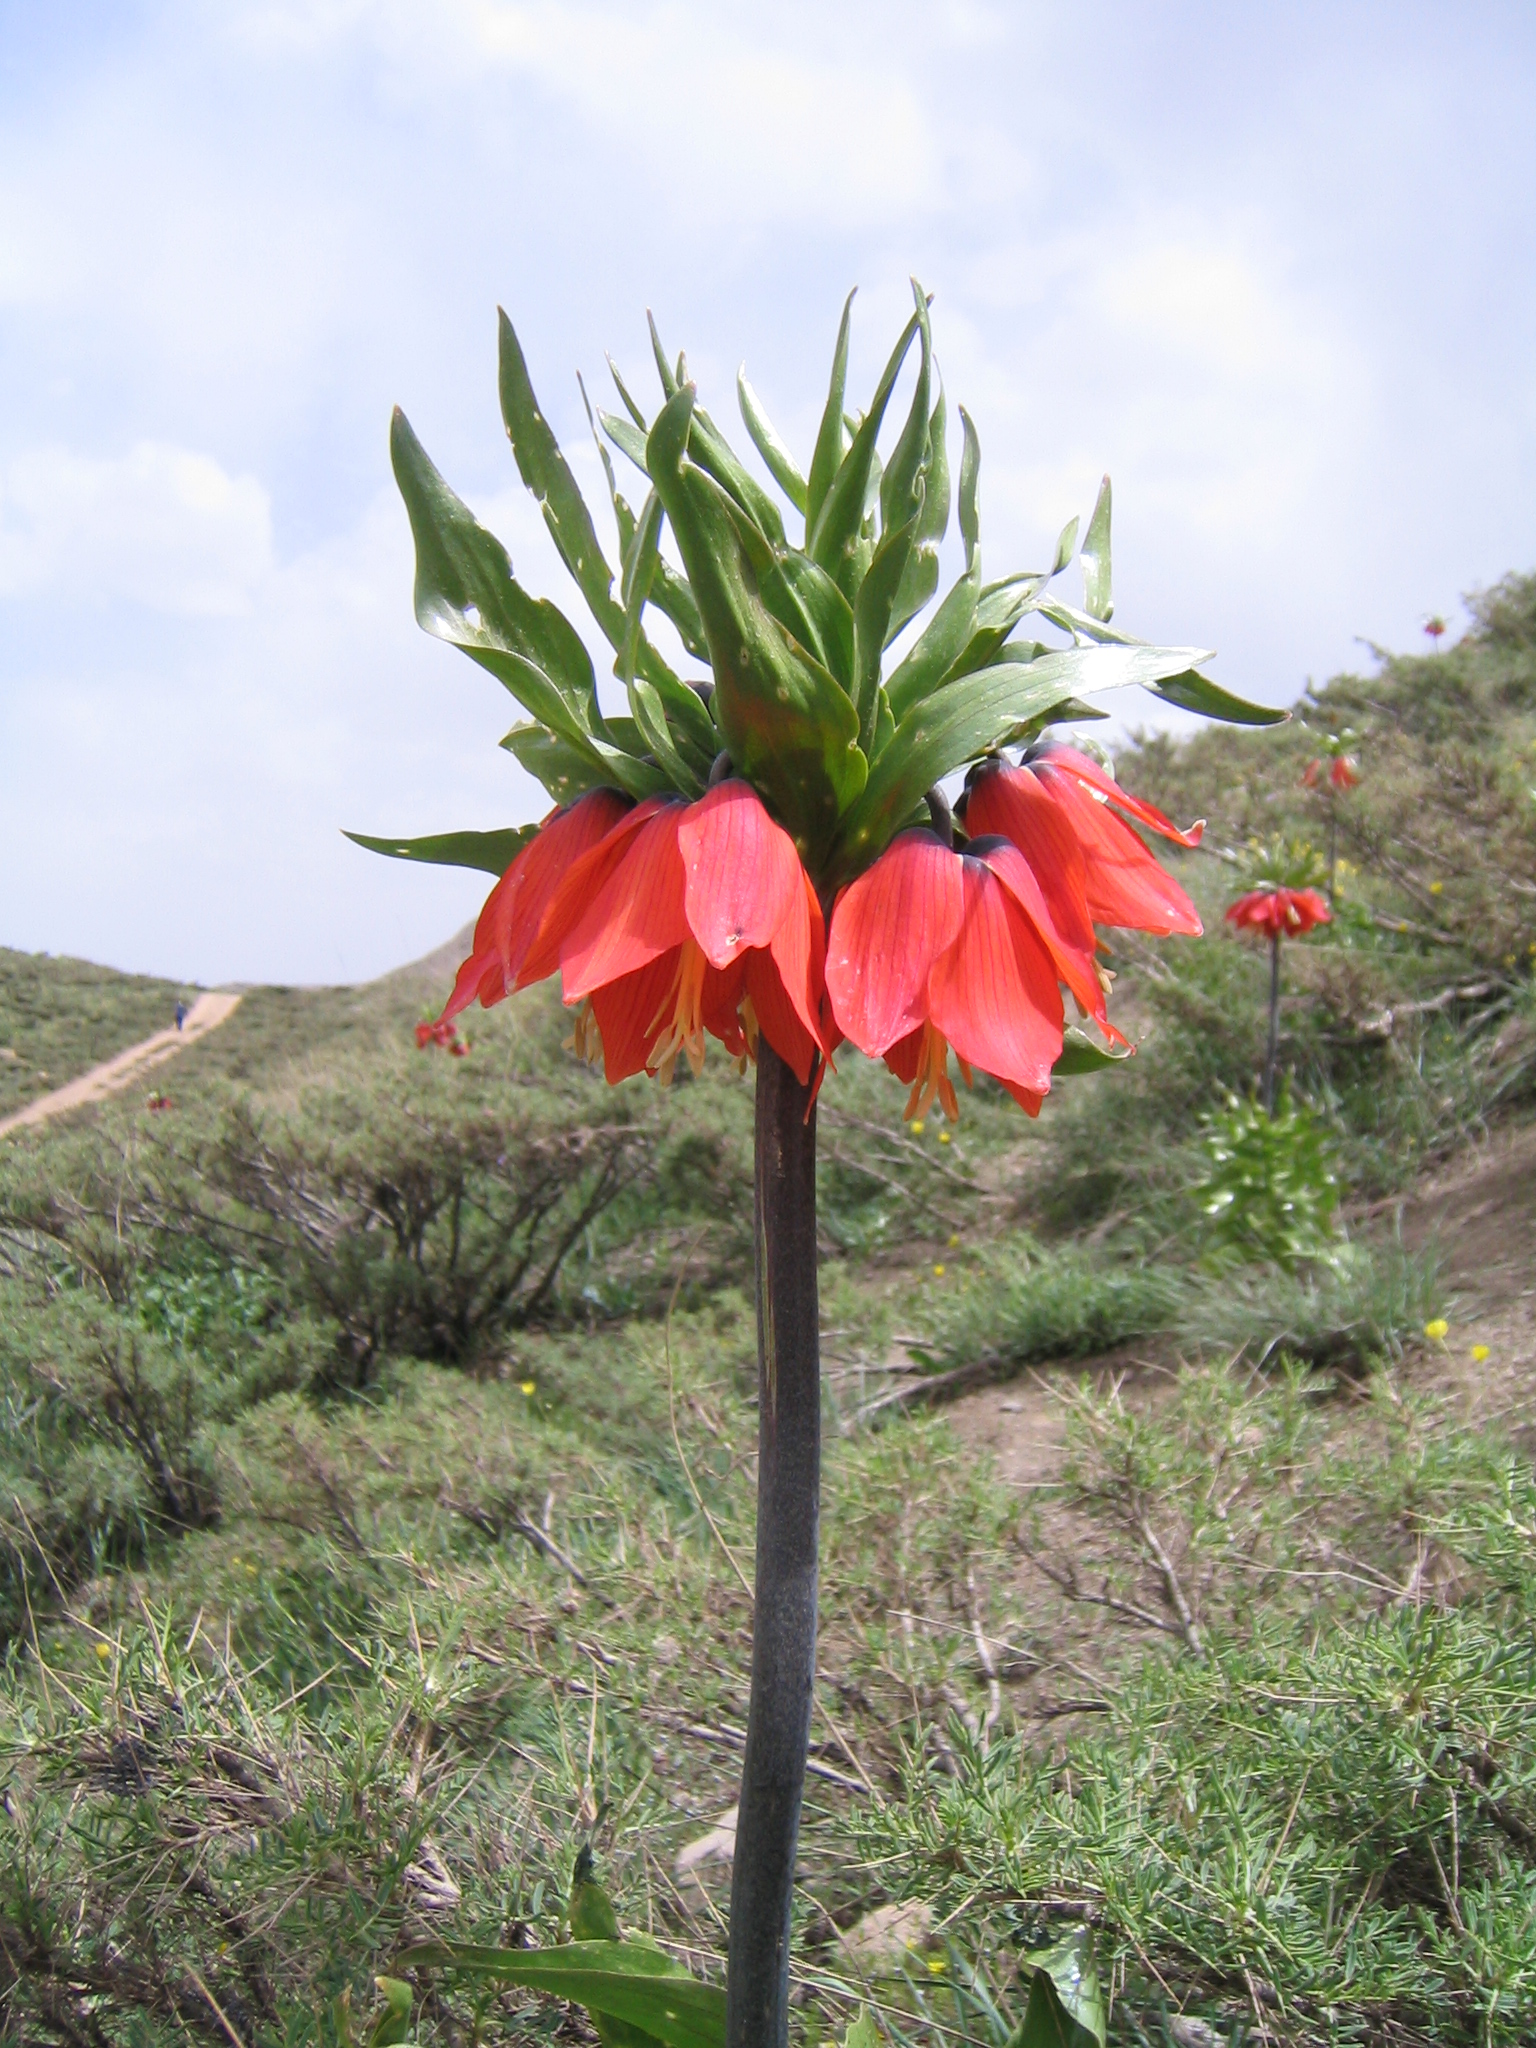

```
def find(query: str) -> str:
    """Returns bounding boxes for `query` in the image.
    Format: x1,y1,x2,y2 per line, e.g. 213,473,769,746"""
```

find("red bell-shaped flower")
517,779,829,1086
439,788,632,1026
1225,887,1331,938
962,746,1203,942
826,828,1119,1119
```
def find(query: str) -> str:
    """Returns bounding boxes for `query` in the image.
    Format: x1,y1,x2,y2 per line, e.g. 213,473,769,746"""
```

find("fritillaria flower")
352,291,1278,2048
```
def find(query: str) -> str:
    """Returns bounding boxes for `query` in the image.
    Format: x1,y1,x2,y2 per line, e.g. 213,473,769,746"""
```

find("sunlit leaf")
1080,475,1112,623
809,301,924,600
738,367,808,514
1154,668,1287,726
806,290,855,539
343,826,536,876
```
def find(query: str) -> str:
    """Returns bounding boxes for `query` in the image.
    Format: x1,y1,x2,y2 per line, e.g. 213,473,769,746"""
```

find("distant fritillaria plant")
353,286,1278,2048
1226,839,1332,1115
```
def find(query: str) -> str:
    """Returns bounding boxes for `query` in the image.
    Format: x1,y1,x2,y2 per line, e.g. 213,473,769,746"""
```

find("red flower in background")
1225,887,1331,938
828,751,1202,1119
449,779,828,1087
1329,755,1359,791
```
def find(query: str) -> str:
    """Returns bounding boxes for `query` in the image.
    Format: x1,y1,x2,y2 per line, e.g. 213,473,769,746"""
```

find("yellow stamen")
565,997,604,1067
902,1022,962,1123
648,940,709,1085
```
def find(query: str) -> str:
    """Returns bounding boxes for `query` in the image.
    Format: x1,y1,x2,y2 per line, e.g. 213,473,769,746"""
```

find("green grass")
1,574,1534,2044
0,947,190,1117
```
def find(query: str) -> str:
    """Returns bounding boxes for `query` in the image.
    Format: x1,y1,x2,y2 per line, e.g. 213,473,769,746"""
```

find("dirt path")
0,991,243,1137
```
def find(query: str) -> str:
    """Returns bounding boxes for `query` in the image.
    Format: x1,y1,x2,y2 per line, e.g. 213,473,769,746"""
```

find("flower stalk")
729,1042,821,2048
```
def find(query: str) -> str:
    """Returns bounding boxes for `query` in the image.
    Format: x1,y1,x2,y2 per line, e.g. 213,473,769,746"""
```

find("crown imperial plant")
353,284,1280,2048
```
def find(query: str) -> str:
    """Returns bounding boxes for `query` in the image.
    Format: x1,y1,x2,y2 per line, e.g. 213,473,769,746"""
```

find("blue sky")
2,0,1533,985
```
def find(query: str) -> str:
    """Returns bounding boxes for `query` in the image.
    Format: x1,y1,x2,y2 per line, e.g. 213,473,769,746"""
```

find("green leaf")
878,282,933,541
398,1941,726,2048
343,826,536,876
647,311,680,400
619,495,706,795
1080,475,1112,623
600,410,652,477
737,367,808,514
884,565,980,724
646,382,865,862
763,553,855,692
608,353,650,430
1009,1941,1104,2048
650,557,710,662
502,723,667,804
806,290,855,540
853,507,922,750
687,401,787,549
957,405,981,569
498,310,626,645
843,2012,881,2048
1053,1028,1132,1077
1052,515,1080,576
1153,668,1288,726
366,1978,415,2048
831,642,1211,882
389,409,595,745
888,384,950,643
809,302,924,600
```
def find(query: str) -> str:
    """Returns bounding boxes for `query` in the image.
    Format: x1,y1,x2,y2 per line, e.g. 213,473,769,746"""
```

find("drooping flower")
515,779,829,1086
1329,755,1359,791
960,745,1204,942
1225,887,1332,938
439,788,633,1027
826,827,1120,1119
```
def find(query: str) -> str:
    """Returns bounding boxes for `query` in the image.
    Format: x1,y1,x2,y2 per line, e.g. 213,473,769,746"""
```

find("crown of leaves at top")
356,283,1282,893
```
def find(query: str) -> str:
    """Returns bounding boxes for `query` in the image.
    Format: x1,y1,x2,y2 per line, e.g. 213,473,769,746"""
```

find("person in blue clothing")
175,1000,187,1031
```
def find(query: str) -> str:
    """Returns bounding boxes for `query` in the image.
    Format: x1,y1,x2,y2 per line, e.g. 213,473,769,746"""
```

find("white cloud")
0,442,274,616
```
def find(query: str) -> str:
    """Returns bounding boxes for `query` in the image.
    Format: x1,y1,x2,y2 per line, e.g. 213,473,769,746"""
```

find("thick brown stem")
727,1043,820,2048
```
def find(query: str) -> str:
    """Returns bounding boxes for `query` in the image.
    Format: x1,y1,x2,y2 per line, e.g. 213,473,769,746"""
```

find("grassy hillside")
0,950,191,1119
1,577,1534,2047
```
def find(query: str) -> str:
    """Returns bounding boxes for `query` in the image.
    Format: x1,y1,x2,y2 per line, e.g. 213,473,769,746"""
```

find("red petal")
588,950,683,1082
969,839,1116,1039
1035,746,1204,847
441,791,632,1022
883,1026,923,1085
928,863,1064,1097
517,795,669,988
964,765,1097,958
701,956,750,1057
826,832,965,1056
677,780,802,970
560,804,691,1000
1034,770,1202,937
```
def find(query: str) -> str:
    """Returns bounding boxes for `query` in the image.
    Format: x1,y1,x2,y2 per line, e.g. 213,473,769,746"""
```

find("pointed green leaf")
830,642,1212,883
390,408,595,744
1034,597,1141,647
647,382,865,861
878,282,933,539
806,290,855,539
650,555,711,662
738,367,808,514
1153,668,1286,725
1010,1941,1104,2048
939,572,1055,686
343,826,536,876
809,302,923,599
763,553,855,692
600,410,652,477
1052,515,1080,576
1053,1028,1132,1077
853,507,921,750
647,311,680,400
365,1978,414,2048
1007,1968,1102,2048
502,723,667,804
889,384,950,643
885,565,980,722
608,353,649,430
619,492,706,794
397,1941,726,2048
1080,475,1113,622
957,405,981,569
497,310,626,640
687,401,787,549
